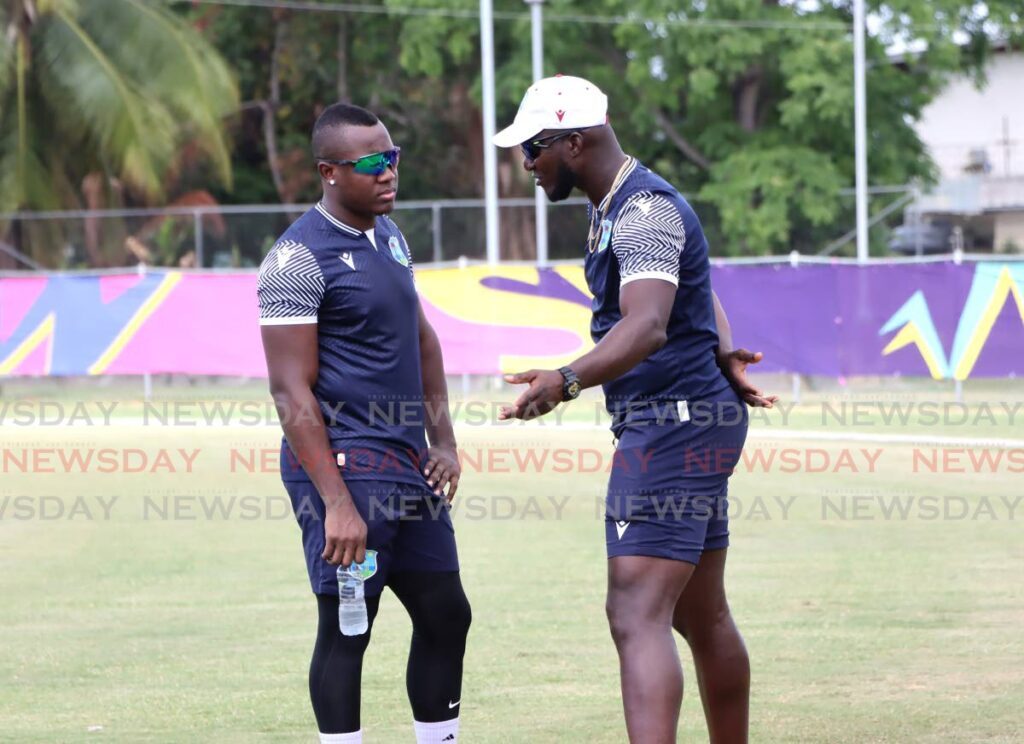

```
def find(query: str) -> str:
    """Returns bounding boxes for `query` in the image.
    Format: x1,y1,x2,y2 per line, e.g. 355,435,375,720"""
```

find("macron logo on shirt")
274,240,307,271
339,251,355,270
277,244,293,270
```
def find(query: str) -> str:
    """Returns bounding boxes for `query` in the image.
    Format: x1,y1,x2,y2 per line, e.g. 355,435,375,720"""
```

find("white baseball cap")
493,74,608,148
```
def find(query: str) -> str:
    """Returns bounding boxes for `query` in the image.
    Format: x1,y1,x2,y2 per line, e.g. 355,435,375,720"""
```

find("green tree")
191,0,484,206
184,0,1020,257
376,0,1022,255
604,0,1022,254
0,0,237,216
182,1,449,265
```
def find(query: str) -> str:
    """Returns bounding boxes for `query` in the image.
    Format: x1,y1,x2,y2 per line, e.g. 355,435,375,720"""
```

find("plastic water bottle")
337,566,367,636
337,552,375,636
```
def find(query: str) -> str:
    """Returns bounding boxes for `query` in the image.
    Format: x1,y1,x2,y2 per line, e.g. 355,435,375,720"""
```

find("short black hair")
312,103,379,158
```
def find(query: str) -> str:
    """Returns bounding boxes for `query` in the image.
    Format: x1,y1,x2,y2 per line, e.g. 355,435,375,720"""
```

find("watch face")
567,381,582,399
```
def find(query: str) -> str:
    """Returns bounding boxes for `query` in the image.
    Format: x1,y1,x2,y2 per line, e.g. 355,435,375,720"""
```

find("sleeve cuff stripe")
259,316,318,326
620,271,679,287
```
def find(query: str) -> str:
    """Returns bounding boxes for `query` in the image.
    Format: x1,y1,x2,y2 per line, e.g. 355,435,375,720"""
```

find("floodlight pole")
480,0,500,264
525,0,548,266
853,0,869,264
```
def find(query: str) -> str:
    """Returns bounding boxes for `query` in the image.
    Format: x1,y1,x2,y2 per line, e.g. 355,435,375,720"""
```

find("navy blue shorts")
283,479,459,596
605,386,749,564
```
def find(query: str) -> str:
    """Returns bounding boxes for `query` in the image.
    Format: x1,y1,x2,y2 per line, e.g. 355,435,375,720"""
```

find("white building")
913,47,1024,252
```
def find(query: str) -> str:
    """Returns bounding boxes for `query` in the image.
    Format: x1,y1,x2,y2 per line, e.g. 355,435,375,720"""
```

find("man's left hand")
423,444,460,501
498,369,564,421
717,348,779,408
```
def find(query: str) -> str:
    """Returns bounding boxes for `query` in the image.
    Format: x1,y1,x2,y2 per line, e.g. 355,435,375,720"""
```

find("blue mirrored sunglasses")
319,147,401,175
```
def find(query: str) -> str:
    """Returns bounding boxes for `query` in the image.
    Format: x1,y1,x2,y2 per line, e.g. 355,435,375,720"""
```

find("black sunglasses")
520,131,578,161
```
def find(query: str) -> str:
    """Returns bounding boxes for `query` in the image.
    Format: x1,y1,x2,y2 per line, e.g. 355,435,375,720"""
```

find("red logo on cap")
555,110,565,122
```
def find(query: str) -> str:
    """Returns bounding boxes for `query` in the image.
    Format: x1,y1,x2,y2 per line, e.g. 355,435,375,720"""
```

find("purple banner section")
1,262,1021,379
711,261,1024,379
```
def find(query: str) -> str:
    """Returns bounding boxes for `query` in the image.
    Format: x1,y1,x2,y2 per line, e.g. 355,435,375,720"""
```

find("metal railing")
4,183,1021,271
0,197,592,271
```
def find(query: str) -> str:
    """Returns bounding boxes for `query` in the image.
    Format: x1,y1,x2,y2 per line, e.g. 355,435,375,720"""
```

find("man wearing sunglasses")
494,75,777,743
258,103,470,744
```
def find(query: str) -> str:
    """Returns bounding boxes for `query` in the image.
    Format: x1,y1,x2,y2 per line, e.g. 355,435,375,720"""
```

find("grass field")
1,381,1023,742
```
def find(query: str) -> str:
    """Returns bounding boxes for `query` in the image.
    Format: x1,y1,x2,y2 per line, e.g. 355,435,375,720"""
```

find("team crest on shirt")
388,236,409,266
348,550,378,581
597,220,613,252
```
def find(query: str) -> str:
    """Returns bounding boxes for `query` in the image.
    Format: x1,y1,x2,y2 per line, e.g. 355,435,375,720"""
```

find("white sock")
319,730,362,744
413,717,459,743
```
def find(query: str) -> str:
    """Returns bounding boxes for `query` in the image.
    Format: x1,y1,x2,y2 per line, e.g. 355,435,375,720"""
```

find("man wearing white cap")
496,75,777,743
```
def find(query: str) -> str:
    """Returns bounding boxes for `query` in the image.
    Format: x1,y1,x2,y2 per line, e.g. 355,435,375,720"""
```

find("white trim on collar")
315,202,361,236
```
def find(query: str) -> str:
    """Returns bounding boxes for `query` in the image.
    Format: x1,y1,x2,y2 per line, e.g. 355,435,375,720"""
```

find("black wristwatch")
558,366,582,401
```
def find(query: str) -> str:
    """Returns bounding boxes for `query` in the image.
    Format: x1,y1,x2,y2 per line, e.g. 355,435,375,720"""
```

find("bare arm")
417,302,460,499
499,282,778,419
570,279,674,388
712,290,734,355
261,324,367,565
418,302,456,448
500,279,674,420
711,289,778,408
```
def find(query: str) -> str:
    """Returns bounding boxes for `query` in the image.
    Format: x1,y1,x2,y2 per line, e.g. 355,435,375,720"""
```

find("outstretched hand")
717,349,779,408
498,369,564,421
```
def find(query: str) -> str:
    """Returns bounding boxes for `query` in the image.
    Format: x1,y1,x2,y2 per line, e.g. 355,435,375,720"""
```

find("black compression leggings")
309,571,472,734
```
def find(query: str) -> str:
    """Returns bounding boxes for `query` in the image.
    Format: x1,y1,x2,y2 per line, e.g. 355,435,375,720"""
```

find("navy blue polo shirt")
584,158,730,423
257,202,428,485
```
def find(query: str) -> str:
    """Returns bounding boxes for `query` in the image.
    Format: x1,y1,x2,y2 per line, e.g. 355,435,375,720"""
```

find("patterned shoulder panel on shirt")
257,238,326,325
611,191,686,287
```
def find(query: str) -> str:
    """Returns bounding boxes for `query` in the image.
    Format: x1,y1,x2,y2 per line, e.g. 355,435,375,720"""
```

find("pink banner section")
1,262,1022,379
